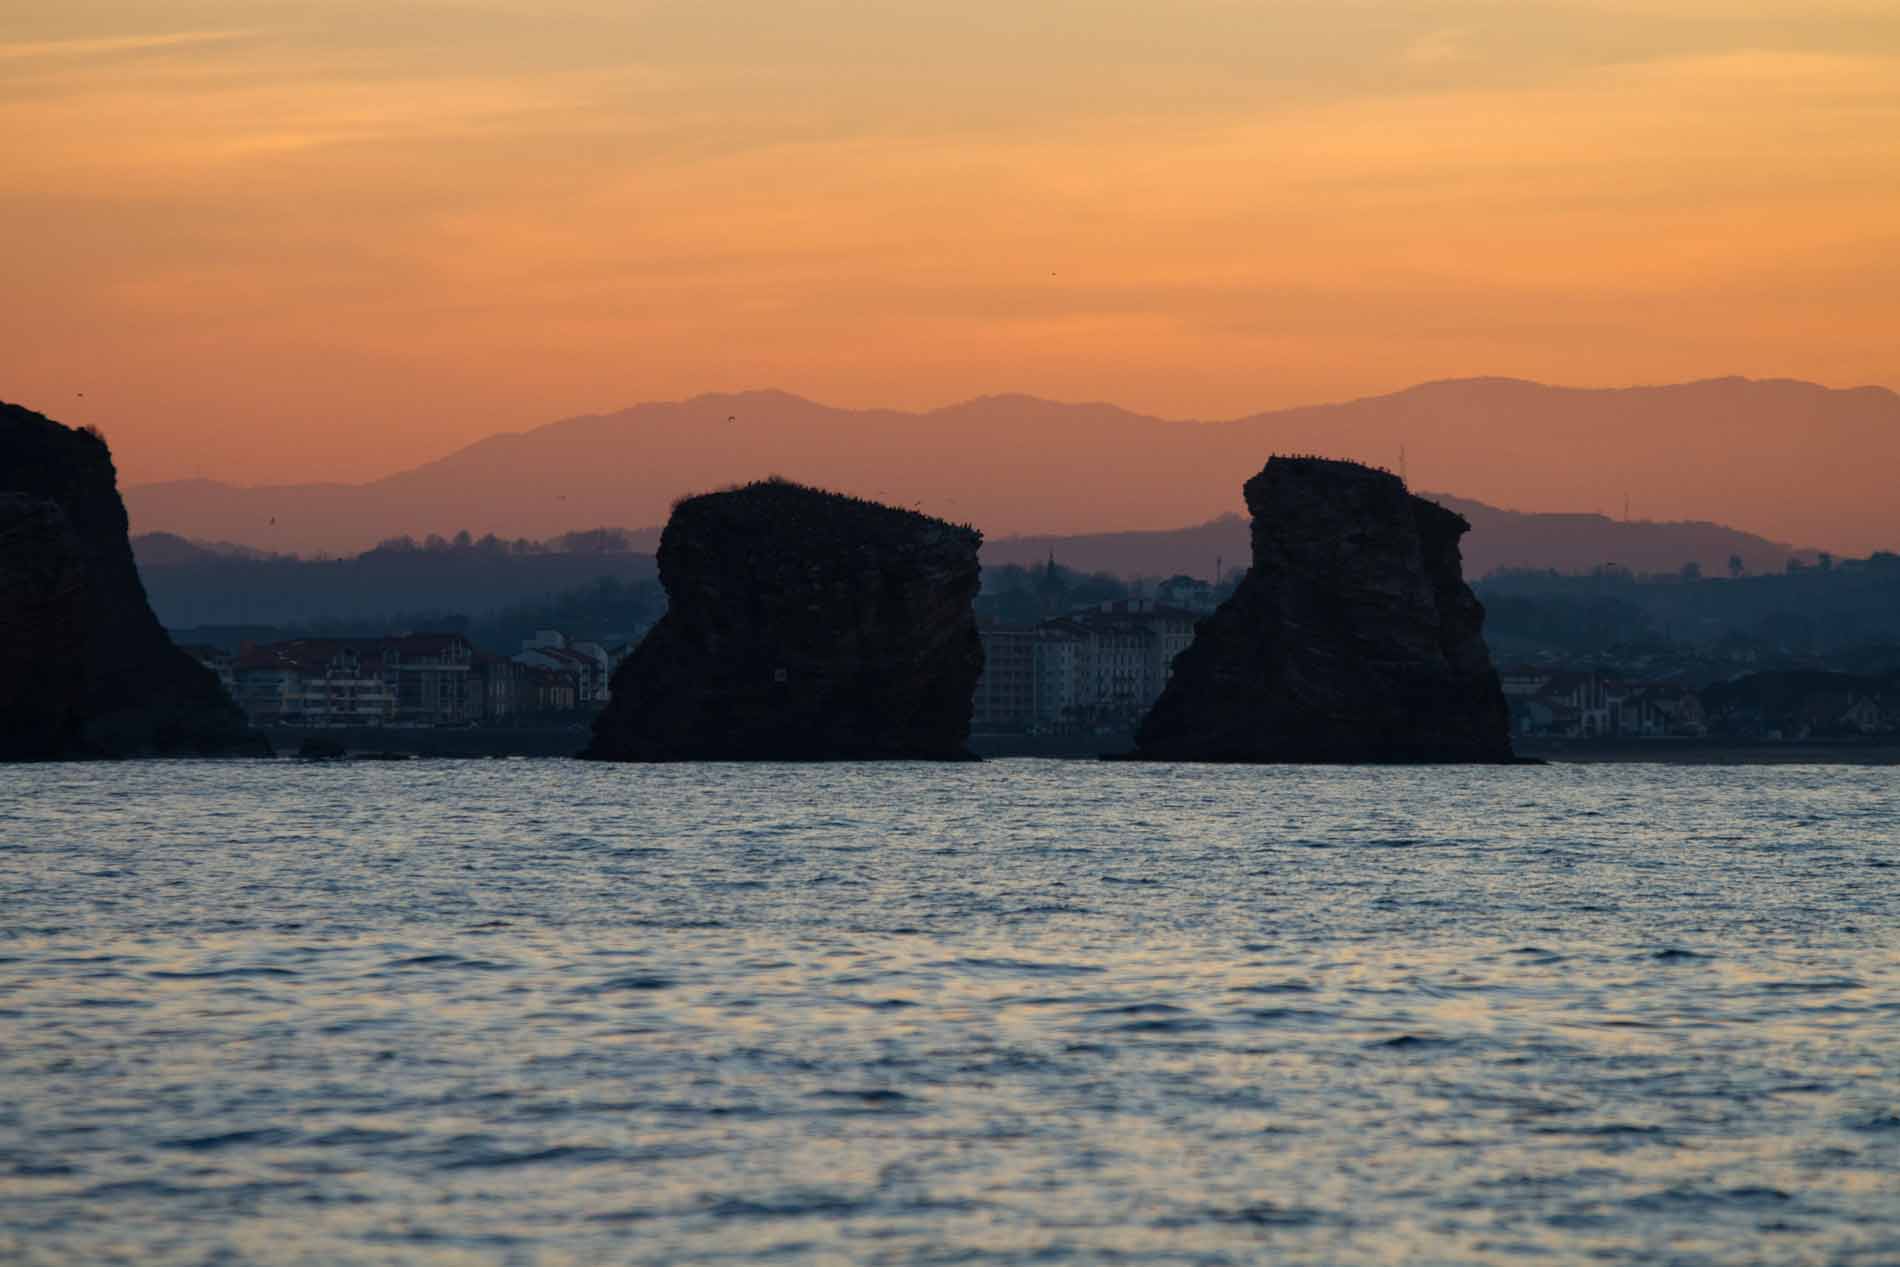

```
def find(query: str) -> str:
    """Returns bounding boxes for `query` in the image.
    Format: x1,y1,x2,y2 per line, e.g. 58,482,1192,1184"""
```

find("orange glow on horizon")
3,2,1897,496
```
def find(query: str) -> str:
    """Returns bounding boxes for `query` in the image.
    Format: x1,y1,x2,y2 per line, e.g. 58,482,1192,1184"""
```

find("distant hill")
135,539,657,630
130,531,279,567
981,499,1813,582
1426,495,1816,579
123,377,1898,557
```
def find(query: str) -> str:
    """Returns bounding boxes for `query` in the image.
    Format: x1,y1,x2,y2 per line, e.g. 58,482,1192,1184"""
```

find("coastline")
1513,738,1900,765
237,725,1900,765
266,723,592,759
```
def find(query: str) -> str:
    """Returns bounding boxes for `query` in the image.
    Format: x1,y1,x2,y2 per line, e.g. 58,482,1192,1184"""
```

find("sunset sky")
5,1,1898,488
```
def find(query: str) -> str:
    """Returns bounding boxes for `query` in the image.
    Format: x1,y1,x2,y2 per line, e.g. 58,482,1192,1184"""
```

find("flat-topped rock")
584,479,984,761
1130,457,1513,763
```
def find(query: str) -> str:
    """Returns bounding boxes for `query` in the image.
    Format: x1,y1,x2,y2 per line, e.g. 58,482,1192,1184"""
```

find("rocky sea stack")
584,479,984,761
1,402,265,759
1131,457,1513,763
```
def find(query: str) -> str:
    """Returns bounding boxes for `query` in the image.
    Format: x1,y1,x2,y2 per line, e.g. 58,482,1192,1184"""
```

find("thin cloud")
0,30,265,61
1400,30,1471,67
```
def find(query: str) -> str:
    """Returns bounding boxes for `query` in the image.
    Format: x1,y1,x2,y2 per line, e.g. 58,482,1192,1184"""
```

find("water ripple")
0,759,1896,1266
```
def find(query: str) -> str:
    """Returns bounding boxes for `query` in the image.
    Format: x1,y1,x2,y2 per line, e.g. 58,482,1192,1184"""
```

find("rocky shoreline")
6,415,1525,767
2,403,266,760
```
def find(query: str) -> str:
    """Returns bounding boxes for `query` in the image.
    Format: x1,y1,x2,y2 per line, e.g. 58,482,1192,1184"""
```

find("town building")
515,630,612,705
228,633,474,727
1503,669,1711,739
1154,575,1220,614
972,626,1039,732
972,601,1202,733
232,640,398,726
385,633,473,724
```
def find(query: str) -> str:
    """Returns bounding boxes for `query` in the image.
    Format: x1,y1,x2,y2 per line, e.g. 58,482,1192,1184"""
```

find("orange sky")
4,1,1898,488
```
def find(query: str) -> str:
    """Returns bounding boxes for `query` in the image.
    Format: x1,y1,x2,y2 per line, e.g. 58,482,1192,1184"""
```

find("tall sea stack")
1132,457,1513,762
1,402,264,759
584,479,983,761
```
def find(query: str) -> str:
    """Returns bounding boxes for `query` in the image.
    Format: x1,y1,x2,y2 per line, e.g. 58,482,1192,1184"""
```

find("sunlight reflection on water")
1,759,1897,1265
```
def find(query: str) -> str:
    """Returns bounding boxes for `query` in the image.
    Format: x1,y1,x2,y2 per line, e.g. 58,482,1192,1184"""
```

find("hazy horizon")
107,372,1899,494
100,375,1900,558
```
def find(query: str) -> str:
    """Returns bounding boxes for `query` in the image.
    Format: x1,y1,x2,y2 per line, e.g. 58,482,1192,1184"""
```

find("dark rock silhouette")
584,479,984,761
1,403,265,759
1131,457,1513,762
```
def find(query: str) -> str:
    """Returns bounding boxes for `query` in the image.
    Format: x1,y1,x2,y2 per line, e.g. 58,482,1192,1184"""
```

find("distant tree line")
369,526,647,557
207,575,668,658
975,560,1243,625
468,577,664,650
1480,592,1658,654
1477,550,1900,656
138,532,658,631
978,562,1132,624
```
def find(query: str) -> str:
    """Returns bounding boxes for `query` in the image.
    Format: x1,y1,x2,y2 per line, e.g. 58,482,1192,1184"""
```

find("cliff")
584,479,984,760
1131,457,1513,763
0,403,264,759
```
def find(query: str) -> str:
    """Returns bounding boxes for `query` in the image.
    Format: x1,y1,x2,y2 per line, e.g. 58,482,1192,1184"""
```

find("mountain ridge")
121,376,1898,557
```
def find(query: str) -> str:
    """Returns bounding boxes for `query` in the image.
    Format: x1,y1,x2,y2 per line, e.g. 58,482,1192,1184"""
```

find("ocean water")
2,759,1897,1266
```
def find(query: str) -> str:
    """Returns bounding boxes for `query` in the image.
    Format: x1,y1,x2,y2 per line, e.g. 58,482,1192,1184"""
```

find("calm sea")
2,760,1897,1265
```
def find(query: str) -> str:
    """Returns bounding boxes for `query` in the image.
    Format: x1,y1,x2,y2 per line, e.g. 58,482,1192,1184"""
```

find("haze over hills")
120,377,1898,559
132,497,1815,631
983,500,1819,584
133,536,659,632
1433,495,1819,578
